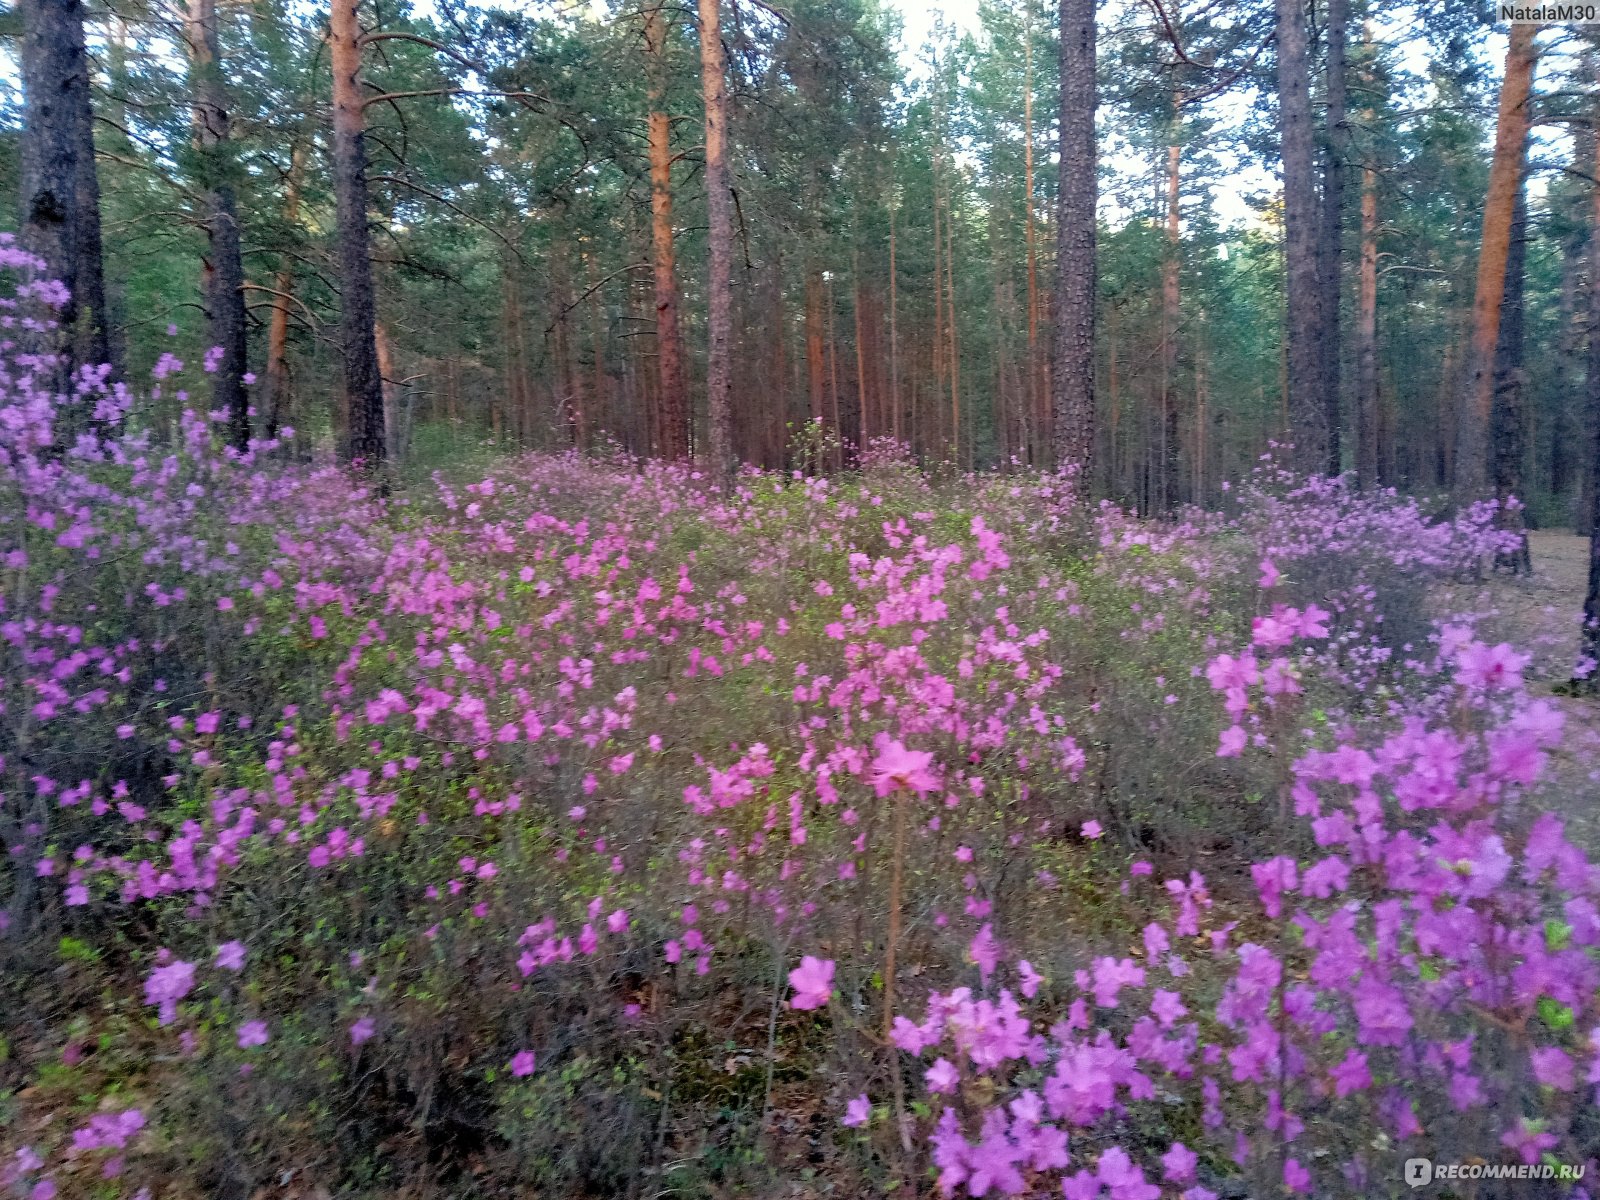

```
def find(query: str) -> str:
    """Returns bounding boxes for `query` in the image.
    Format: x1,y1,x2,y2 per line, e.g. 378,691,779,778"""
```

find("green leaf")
1537,997,1574,1030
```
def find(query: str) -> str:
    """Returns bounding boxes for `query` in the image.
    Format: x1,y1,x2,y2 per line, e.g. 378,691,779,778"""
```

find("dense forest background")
2,0,1595,523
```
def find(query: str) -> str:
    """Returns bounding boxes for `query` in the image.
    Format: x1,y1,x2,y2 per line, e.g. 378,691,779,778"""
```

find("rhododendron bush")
2,261,1595,1197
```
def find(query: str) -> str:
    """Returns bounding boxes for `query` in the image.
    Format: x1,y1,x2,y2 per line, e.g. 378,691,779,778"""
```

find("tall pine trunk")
1022,1,1045,466
187,0,250,450
263,138,309,442
1161,131,1182,511
1277,0,1326,473
1052,0,1097,478
1491,156,1531,572
697,0,734,473
18,0,112,376
1452,23,1536,502
1355,153,1379,488
1319,0,1349,474
644,1,690,460
330,0,386,468
1584,116,1600,680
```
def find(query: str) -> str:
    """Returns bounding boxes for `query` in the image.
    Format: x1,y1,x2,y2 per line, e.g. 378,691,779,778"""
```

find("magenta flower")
870,740,938,796
236,1019,269,1048
968,924,1001,982
1454,641,1529,692
841,1093,871,1127
143,959,196,1025
788,956,835,1010
925,1057,959,1093
349,1017,376,1046
1080,820,1103,840
1216,726,1247,758
215,941,246,970
510,1050,536,1077
1161,1141,1197,1184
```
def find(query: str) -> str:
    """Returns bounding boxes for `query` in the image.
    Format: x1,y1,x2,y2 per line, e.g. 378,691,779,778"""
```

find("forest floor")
1438,530,1600,849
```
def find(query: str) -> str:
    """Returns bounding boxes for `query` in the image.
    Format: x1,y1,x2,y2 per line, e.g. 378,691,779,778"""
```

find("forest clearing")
4,0,1600,1196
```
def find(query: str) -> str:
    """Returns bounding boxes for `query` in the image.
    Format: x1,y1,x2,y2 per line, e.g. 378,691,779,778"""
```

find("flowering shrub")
1,262,1593,1197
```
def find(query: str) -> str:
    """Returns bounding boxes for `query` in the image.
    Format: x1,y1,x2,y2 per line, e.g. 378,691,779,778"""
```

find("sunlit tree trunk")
697,0,734,473
1052,0,1097,478
186,0,250,449
263,139,309,442
644,1,690,460
1453,22,1536,502
1276,0,1325,474
330,0,386,468
1585,118,1600,680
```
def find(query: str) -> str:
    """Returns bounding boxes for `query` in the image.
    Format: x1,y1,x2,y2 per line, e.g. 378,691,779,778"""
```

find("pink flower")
1454,641,1529,692
788,956,835,1010
1217,726,1247,758
1162,1142,1198,1184
236,1019,269,1048
349,1017,376,1045
1530,1046,1574,1090
1258,558,1281,588
968,924,1001,982
1019,959,1043,998
215,941,246,970
842,1093,871,1127
1283,1158,1311,1193
1080,820,1103,840
510,1049,536,1077
925,1057,959,1093
607,909,629,934
870,740,938,796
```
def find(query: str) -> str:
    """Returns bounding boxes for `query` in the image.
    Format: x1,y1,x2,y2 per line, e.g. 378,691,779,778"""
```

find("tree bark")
644,1,690,460
1585,115,1600,678
18,0,111,376
263,139,309,442
1052,0,1097,478
1491,155,1531,572
1355,153,1379,488
1277,0,1326,474
1452,22,1536,503
330,0,386,469
697,0,734,473
186,0,250,450
805,263,826,428
1319,0,1349,474
1161,133,1182,510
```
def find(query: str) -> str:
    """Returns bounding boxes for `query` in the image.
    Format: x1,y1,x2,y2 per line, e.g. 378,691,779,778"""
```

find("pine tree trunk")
263,138,309,442
645,1,690,460
1319,0,1349,474
806,264,826,428
697,0,734,473
1491,157,1531,572
187,0,250,450
1453,22,1537,502
1023,6,1043,466
1277,0,1326,474
1355,155,1380,488
18,0,112,376
1585,116,1600,676
1051,0,1097,478
1161,133,1181,510
330,0,386,469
